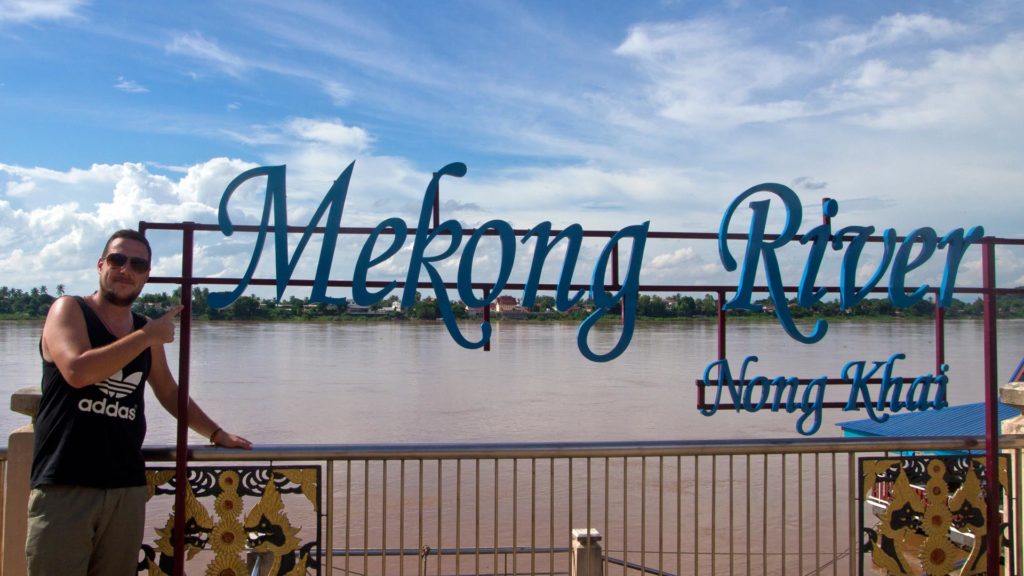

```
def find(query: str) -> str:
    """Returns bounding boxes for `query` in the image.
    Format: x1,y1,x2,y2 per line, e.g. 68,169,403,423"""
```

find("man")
27,229,252,575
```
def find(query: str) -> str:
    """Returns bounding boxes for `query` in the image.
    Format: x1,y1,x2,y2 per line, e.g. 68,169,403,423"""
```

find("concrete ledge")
10,387,40,420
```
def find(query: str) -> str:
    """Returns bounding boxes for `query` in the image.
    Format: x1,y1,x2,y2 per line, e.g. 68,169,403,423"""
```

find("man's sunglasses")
104,252,151,273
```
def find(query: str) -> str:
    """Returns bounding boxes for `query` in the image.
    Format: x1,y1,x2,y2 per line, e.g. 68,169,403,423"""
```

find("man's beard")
100,284,142,307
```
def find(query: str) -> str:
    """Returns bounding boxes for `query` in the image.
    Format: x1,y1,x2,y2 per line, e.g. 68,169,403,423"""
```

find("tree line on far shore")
3,285,1024,322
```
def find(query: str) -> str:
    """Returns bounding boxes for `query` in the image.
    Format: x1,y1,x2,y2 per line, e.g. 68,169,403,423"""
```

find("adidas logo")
77,369,143,420
78,397,137,420
96,369,142,399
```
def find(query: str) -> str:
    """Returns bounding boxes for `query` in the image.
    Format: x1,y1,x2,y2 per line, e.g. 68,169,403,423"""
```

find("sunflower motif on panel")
210,516,246,555
215,491,243,519
919,536,958,576
922,506,953,536
205,554,248,576
218,470,241,494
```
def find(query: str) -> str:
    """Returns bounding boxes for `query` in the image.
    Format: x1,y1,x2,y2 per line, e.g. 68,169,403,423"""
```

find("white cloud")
615,19,809,128
172,157,258,207
612,12,1017,135
5,178,34,197
166,32,248,77
285,117,371,149
836,34,1024,130
650,247,698,269
823,13,966,59
323,80,352,106
114,76,148,93
0,160,252,293
0,0,85,23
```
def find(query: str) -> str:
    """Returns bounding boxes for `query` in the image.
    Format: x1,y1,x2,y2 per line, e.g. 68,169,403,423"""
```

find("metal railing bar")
456,459,462,576
729,454,734,576
604,555,676,576
623,457,629,576
693,455,698,576
745,455,751,576
326,463,334,573
641,456,647,575
568,457,574,562
345,461,351,576
586,457,593,576
156,273,947,296
711,454,716,576
382,460,388,576
831,452,837,576
847,453,856,575
144,435,1016,462
476,459,481,576
659,456,664,576
676,456,681,576
400,460,405,576
799,452,804,576
814,453,820,576
512,458,518,576
781,453,787,575
417,460,423,576
436,460,442,576
532,457,540,573
363,461,369,576
550,458,555,576
762,455,768,575
493,459,499,575
331,545,573,556
598,455,606,573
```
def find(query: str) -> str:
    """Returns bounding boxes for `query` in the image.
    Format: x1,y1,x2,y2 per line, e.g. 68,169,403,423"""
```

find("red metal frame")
139,194,1024,576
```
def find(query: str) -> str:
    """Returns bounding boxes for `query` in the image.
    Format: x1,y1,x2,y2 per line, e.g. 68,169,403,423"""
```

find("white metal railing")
139,435,1024,575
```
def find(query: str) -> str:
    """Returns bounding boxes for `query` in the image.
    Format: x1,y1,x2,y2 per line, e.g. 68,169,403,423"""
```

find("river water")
2,317,1022,445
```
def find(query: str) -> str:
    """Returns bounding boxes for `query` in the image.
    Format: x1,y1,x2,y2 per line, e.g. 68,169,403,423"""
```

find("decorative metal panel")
140,466,321,575
859,455,1011,576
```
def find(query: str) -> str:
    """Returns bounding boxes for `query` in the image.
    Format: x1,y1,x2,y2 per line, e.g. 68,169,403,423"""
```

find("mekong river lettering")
207,163,983,433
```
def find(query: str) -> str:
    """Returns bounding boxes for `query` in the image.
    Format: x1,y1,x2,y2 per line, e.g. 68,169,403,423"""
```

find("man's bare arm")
41,296,183,388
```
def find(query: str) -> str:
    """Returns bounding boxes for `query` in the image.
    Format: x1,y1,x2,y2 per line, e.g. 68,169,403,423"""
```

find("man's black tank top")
31,296,151,488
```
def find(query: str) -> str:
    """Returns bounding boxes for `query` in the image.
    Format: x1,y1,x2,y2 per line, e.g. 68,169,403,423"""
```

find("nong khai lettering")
209,163,983,434
699,354,949,435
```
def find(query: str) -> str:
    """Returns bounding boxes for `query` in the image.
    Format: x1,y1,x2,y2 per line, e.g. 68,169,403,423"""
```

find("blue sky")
1,0,1023,298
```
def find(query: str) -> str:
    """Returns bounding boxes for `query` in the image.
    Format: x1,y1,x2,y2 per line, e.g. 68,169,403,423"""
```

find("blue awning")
836,402,1018,437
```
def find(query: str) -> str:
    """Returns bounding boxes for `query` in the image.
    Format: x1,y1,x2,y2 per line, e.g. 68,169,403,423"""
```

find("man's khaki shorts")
26,484,147,576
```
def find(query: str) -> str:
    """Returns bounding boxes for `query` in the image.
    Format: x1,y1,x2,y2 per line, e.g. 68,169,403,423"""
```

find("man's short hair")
102,229,152,261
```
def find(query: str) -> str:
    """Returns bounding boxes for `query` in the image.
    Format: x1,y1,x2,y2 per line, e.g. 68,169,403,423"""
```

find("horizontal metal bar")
606,555,677,576
706,402,868,409
697,377,923,386
143,274,1024,298
325,546,572,557
139,221,775,241
140,221,1024,246
139,435,1023,462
